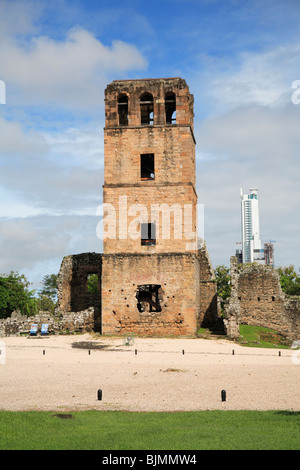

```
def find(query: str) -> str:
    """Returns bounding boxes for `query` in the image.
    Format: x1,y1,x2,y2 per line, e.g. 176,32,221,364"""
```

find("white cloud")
0,114,104,218
0,0,42,39
0,116,48,156
0,19,147,109
0,214,101,278
192,43,300,118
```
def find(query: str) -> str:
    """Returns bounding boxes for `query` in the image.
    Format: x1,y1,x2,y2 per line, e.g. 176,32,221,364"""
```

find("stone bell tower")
101,78,202,336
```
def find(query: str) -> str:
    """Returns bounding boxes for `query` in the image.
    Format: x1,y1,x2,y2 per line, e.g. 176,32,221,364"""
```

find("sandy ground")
0,333,299,412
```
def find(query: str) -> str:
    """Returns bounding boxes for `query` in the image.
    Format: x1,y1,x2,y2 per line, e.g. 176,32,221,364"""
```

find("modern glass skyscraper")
240,188,264,264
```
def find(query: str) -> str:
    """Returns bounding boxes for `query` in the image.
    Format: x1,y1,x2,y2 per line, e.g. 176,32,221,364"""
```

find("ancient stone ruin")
224,257,300,341
53,77,299,340
55,78,218,336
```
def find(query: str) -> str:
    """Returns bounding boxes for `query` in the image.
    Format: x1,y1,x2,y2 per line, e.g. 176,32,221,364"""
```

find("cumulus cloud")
192,43,300,119
0,214,102,277
0,119,104,215
0,0,148,111
1,27,147,109
0,116,48,156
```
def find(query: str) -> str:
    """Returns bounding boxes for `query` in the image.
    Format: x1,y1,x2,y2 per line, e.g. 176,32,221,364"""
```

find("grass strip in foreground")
0,410,299,450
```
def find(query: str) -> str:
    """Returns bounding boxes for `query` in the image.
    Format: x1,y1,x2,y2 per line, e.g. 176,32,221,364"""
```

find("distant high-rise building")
240,188,265,264
264,242,275,267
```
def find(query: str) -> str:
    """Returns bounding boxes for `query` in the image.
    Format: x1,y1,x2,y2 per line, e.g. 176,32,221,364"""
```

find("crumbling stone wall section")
224,260,300,340
0,308,95,336
237,263,286,332
198,242,218,326
56,253,102,331
284,296,300,337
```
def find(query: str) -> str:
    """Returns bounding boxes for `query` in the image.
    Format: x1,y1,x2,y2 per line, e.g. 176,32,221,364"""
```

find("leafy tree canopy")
215,265,231,301
0,272,38,319
87,273,99,294
277,265,300,295
39,274,58,301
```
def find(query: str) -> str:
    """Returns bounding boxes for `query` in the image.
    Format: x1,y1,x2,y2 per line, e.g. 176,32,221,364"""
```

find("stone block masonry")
224,257,300,340
0,308,95,337
102,252,201,336
103,78,197,256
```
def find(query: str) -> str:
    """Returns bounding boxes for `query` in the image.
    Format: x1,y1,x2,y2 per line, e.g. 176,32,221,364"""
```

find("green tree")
0,272,38,319
87,274,99,294
277,265,300,295
37,274,58,313
215,265,231,301
215,265,231,315
39,274,58,301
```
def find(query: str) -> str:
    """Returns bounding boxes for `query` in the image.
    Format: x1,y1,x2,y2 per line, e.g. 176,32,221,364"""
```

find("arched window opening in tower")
165,92,176,124
140,92,154,125
118,94,129,126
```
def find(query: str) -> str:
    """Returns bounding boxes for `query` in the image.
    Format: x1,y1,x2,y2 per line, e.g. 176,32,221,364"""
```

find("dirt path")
0,334,299,412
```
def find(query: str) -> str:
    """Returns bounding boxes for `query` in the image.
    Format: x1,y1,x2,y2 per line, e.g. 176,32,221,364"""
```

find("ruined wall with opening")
102,253,201,336
55,248,217,336
224,257,300,340
56,252,102,331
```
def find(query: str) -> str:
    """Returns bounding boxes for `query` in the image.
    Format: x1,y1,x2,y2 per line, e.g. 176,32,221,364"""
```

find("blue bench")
41,324,49,336
30,324,38,336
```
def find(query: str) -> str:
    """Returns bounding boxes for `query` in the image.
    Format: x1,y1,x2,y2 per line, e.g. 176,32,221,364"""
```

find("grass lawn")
0,410,299,450
238,325,292,348
198,324,292,349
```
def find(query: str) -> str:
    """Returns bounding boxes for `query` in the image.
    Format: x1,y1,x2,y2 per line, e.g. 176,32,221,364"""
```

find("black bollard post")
182,349,185,355
97,389,102,401
135,349,137,355
221,390,226,402
279,351,281,357
43,350,45,355
88,350,91,355
232,349,235,355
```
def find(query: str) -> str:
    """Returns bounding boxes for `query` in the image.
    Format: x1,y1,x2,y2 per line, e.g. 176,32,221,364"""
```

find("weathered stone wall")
224,259,300,340
102,252,201,336
54,247,217,337
103,183,197,254
105,77,194,130
56,252,102,331
0,308,95,337
103,78,197,255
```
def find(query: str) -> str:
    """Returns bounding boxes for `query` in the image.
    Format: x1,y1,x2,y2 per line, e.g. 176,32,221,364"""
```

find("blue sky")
0,0,300,290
